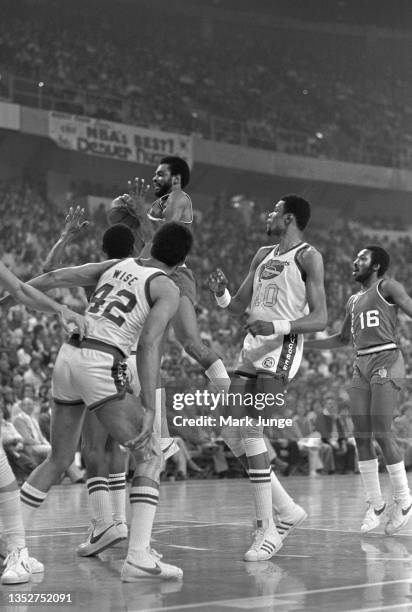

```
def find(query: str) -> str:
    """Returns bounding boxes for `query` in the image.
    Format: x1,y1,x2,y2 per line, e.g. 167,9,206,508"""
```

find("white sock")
0,451,25,550
248,468,275,527
128,485,159,554
86,477,112,528
108,473,126,523
386,461,411,505
358,459,385,508
20,482,48,527
205,359,231,393
270,469,295,514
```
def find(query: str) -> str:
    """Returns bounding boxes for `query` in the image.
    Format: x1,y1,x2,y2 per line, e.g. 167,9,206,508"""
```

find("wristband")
215,288,231,308
272,319,291,335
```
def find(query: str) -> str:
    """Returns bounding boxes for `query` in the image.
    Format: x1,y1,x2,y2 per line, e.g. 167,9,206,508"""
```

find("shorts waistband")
357,342,397,356
68,335,126,360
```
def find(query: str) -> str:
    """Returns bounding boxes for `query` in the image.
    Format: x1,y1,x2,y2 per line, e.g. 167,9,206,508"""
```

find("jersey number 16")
359,309,380,329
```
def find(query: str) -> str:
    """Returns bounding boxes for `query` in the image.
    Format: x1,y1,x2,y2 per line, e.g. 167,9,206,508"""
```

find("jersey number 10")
359,309,380,329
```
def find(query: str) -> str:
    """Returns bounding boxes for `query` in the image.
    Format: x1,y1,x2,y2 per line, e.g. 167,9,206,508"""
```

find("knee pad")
242,436,267,458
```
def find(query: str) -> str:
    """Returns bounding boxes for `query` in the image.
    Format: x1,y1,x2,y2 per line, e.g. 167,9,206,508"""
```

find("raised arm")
42,206,89,273
124,276,180,453
209,246,271,317
0,261,87,338
0,260,119,309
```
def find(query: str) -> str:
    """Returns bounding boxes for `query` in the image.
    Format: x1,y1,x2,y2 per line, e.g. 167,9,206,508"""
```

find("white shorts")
126,351,141,396
52,338,129,411
235,332,303,380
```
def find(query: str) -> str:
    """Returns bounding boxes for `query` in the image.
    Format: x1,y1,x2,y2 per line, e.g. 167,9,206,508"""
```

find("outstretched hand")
208,268,228,296
123,407,156,461
63,206,89,236
61,307,88,340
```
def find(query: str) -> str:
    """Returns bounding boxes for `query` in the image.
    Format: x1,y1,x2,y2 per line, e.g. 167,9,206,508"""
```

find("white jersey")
241,242,310,368
84,258,166,356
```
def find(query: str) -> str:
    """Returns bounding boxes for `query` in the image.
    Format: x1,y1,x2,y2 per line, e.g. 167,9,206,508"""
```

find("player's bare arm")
42,206,89,273
209,246,272,317
0,260,119,308
304,311,352,350
124,276,180,453
381,278,412,317
245,247,327,336
0,261,87,339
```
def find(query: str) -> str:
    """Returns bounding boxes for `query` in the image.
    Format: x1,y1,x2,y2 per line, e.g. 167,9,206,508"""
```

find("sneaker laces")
249,528,265,551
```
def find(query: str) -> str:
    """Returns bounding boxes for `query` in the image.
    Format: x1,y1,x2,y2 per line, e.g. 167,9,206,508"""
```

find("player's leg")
172,295,230,392
349,385,386,532
77,413,126,556
107,437,128,536
20,401,86,526
0,445,44,584
370,380,412,535
94,394,183,580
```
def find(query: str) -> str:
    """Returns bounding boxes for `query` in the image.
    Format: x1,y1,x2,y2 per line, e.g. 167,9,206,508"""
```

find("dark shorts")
170,266,197,305
350,349,405,391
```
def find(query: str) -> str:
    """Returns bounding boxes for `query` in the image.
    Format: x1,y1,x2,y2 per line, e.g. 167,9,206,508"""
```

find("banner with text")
48,112,193,167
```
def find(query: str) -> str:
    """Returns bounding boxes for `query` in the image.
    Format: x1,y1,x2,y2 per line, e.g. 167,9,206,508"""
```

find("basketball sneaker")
77,520,124,556
121,548,183,581
1,547,44,584
274,503,308,541
385,498,412,535
360,502,386,534
161,438,179,461
244,525,283,562
115,522,128,540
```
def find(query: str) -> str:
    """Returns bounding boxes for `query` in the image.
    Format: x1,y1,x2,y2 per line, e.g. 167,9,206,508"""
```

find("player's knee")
82,447,109,473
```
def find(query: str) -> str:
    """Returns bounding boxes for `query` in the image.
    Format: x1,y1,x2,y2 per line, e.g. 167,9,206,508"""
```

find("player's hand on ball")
208,268,228,296
63,206,89,236
60,308,89,340
128,176,150,201
245,319,274,337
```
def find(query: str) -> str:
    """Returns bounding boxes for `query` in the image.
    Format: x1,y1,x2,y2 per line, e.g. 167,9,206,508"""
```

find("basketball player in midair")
209,195,327,560
305,246,412,535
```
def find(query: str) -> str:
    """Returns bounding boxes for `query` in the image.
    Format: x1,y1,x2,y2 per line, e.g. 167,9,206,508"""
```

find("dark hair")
281,194,311,230
160,156,190,188
102,224,135,258
151,222,193,266
365,245,390,277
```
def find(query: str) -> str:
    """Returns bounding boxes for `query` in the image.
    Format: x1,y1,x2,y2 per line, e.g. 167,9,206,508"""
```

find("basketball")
107,196,141,230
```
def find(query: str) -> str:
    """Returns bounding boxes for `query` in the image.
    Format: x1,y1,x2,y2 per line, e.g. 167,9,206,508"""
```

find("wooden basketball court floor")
1,475,412,612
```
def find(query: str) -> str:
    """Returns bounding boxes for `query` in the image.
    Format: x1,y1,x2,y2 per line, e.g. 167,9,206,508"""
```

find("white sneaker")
76,521,123,556
360,502,386,534
244,525,283,562
161,438,179,461
115,522,128,539
275,503,308,541
121,548,183,581
1,547,44,585
385,498,412,535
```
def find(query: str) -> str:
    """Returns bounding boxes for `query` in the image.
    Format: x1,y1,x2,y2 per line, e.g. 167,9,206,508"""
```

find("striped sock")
87,477,112,529
0,451,25,550
20,482,48,527
248,468,274,527
128,485,159,554
108,473,126,524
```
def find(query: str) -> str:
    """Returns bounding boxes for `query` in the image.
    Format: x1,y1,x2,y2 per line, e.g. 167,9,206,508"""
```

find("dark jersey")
347,280,398,351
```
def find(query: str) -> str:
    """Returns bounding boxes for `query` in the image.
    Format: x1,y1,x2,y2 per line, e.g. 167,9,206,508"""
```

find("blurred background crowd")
1,0,412,167
1,178,412,483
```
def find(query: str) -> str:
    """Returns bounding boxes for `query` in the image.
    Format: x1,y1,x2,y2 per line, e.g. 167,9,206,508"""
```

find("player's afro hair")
151,222,193,267
281,194,311,230
102,224,135,258
160,156,190,188
365,245,390,277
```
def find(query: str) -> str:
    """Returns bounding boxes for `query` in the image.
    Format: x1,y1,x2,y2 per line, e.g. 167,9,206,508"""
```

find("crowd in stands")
1,1,412,167
1,178,412,482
